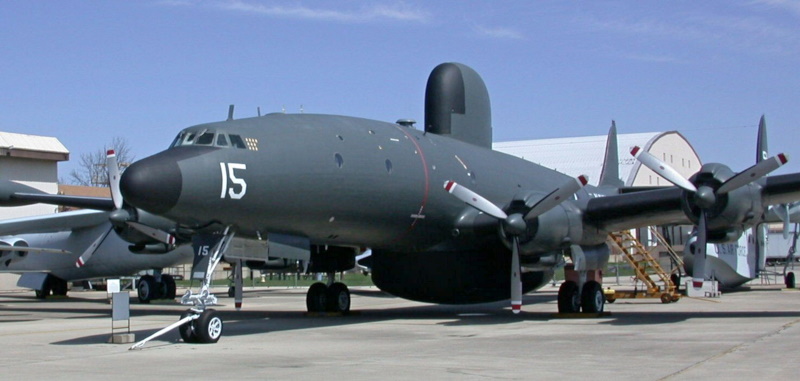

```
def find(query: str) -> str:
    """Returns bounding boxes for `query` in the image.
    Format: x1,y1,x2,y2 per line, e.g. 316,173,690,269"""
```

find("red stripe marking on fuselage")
392,125,430,241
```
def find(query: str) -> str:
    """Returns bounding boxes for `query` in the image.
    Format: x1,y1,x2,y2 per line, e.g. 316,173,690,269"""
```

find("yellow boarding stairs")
607,229,682,304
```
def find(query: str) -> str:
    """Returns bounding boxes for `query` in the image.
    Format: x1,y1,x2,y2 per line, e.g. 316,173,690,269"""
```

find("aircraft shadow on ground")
5,289,800,347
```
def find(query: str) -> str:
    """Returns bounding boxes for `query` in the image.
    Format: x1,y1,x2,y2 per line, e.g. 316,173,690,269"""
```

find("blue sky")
1,1,799,180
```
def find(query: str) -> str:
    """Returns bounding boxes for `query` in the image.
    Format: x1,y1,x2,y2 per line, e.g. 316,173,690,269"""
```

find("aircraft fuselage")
122,113,604,254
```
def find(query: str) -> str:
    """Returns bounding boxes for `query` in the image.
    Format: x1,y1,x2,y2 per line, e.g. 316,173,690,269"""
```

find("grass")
175,273,375,288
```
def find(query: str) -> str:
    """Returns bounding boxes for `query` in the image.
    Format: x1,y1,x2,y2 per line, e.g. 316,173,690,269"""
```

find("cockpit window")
194,131,215,146
229,134,247,149
170,131,197,148
169,130,253,150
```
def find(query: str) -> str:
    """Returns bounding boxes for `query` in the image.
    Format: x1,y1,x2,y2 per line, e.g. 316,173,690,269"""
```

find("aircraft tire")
306,282,328,313
35,275,52,299
161,274,177,299
557,281,580,314
178,310,199,343
51,277,68,296
195,309,223,344
581,280,604,313
326,282,350,313
670,273,681,292
227,286,235,298
786,272,796,289
138,275,157,304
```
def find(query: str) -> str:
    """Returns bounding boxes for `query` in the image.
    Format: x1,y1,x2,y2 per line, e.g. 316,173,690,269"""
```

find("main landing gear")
306,273,351,314
137,273,177,303
35,274,68,299
557,266,605,314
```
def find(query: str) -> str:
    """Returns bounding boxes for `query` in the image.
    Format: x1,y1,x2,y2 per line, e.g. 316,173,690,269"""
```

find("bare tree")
68,137,135,186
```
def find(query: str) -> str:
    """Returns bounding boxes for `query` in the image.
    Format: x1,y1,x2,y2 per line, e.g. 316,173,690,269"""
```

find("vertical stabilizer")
757,115,768,163
425,63,492,148
599,121,624,188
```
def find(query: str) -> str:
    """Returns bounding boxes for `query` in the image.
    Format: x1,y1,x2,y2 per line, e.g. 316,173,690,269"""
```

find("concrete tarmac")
1,282,800,380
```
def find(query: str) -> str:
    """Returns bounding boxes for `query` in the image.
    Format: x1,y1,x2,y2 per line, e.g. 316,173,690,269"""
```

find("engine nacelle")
682,163,764,242
0,237,28,266
371,248,552,304
110,208,178,246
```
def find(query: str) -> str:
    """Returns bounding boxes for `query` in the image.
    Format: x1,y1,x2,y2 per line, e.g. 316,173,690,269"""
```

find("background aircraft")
4,63,800,345
0,209,193,301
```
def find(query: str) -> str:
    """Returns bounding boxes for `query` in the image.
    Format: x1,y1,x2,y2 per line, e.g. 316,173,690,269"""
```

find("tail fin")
757,114,768,163
599,121,624,188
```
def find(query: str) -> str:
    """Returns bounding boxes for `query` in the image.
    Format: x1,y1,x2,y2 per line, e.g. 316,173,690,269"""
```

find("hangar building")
493,131,700,187
0,131,69,289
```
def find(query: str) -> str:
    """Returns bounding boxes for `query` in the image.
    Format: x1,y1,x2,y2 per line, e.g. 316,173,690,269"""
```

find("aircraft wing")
0,209,110,236
584,187,687,232
0,246,71,254
0,179,114,210
585,172,800,232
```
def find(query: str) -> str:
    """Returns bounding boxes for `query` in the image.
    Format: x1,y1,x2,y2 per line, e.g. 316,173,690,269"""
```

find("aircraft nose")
120,154,182,215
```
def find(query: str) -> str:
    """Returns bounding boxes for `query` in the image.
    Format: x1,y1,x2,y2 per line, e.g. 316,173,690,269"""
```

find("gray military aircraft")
3,63,800,345
0,209,193,301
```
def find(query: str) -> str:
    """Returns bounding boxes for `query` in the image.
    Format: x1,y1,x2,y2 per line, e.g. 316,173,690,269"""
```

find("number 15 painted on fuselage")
220,162,247,199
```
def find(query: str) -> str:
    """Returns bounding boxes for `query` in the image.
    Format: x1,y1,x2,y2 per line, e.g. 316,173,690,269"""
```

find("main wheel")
670,273,681,292
306,282,328,313
161,274,176,299
557,281,581,314
51,277,68,296
581,281,604,313
195,309,223,344
326,282,350,313
138,275,158,304
178,310,198,343
35,275,52,299
786,272,796,289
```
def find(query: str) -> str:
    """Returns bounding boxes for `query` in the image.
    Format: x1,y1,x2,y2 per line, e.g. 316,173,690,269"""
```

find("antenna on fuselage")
257,107,261,117
300,105,304,114
227,105,235,121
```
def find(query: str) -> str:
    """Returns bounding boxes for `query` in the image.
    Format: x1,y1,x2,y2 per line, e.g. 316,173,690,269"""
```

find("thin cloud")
750,0,800,17
474,25,524,40
211,1,430,23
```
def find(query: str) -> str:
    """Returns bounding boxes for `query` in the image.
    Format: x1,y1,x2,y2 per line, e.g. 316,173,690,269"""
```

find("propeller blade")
631,146,697,192
524,175,588,219
106,150,123,210
510,236,522,314
717,153,789,194
127,221,176,245
692,212,708,288
444,181,508,220
76,227,113,268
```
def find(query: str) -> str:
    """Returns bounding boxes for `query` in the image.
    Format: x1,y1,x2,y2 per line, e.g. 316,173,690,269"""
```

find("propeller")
76,226,113,268
631,146,789,288
445,174,588,313
75,150,177,267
